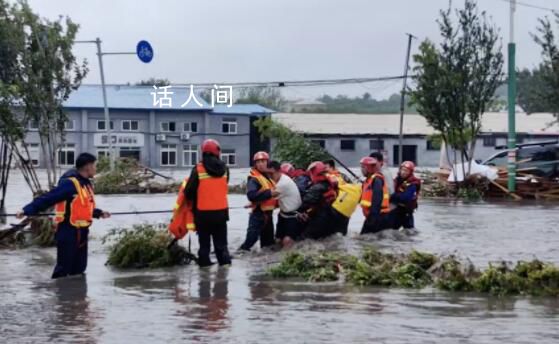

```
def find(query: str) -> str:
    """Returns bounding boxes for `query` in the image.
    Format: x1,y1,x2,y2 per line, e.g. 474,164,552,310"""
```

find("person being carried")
17,153,110,279
269,161,303,248
238,151,278,252
281,162,311,198
323,159,352,184
359,156,391,234
390,161,421,230
182,139,232,267
299,161,344,239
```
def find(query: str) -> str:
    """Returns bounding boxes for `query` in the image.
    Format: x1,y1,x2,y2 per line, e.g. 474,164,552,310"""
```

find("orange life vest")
248,168,278,211
54,177,95,228
196,163,228,211
360,172,390,217
169,177,196,240
394,176,421,210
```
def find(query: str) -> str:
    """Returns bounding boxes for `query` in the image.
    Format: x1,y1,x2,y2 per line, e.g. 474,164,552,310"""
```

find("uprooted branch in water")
269,248,559,296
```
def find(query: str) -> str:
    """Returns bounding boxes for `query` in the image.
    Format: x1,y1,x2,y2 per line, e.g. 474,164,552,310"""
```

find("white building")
272,112,559,167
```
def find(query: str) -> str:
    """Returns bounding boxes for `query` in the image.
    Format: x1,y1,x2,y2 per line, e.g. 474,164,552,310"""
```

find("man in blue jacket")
17,153,110,278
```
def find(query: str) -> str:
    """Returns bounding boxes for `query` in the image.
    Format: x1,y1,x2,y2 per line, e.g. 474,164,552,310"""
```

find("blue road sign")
136,40,153,63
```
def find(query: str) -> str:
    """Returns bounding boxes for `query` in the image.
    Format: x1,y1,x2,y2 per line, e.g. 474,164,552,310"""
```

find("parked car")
481,140,559,178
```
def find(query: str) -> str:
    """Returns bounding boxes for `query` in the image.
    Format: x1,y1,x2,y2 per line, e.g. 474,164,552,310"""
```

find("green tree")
253,117,329,169
236,87,287,111
410,0,504,178
136,78,170,86
532,13,559,119
517,67,550,114
0,0,87,191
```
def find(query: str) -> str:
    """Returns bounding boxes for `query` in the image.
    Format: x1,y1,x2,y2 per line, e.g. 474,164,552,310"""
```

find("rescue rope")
0,206,250,218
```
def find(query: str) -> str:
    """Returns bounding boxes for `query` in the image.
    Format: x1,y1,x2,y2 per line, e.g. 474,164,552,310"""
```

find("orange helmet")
280,162,295,175
360,156,378,174
253,151,270,162
400,161,415,172
307,161,327,183
201,139,221,157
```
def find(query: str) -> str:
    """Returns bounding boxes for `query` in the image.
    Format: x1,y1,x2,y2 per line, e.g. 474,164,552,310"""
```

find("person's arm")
183,168,199,201
302,183,327,207
391,184,417,204
246,178,272,202
22,179,75,216
367,178,384,222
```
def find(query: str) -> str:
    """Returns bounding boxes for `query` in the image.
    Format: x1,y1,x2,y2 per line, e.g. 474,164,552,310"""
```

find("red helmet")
307,161,327,183
280,162,294,175
360,156,378,174
400,161,416,172
201,139,221,157
253,151,270,162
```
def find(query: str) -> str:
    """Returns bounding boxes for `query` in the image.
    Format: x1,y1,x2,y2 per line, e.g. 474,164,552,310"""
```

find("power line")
497,0,558,13
101,75,407,89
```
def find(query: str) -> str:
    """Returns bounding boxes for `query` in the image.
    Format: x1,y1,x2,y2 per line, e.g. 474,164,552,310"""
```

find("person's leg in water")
197,224,214,267
239,209,265,251
52,225,79,279
70,228,89,276
212,221,232,266
260,211,275,248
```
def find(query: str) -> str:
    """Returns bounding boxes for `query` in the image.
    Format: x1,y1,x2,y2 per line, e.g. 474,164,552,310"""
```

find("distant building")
272,112,559,167
24,85,273,169
286,99,326,113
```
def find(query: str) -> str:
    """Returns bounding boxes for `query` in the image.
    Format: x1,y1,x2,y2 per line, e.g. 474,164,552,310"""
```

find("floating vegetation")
268,247,559,296
102,224,193,269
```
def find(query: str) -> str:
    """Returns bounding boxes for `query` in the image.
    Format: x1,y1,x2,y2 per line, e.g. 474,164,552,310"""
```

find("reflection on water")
2,176,559,343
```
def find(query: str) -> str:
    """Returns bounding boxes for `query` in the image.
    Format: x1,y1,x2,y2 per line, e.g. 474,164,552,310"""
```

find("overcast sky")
23,0,559,99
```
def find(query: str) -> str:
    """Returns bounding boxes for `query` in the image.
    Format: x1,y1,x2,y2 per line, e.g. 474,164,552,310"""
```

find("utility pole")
95,38,115,171
398,33,416,165
507,0,517,192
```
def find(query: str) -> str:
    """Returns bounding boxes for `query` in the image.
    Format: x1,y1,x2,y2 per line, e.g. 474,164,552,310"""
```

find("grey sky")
25,0,559,99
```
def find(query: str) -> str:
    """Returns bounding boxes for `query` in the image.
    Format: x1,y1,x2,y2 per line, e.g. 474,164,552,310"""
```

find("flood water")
1,172,559,343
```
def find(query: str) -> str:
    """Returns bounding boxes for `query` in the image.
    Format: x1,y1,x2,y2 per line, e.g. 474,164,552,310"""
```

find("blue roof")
63,85,274,115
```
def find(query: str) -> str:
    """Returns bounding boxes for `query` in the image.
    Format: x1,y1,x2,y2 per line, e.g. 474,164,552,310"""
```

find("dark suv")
482,140,559,178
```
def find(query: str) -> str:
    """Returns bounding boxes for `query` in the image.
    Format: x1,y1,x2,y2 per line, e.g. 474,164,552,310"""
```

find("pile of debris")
487,168,559,200
95,158,181,194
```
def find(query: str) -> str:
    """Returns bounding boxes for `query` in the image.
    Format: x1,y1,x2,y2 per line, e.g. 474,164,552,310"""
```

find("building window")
369,139,384,150
516,136,525,144
28,121,39,131
121,120,139,131
120,147,141,161
182,144,199,167
64,120,75,131
221,149,236,166
97,120,114,131
222,119,237,134
483,136,496,147
160,144,177,166
426,139,439,151
26,143,40,166
97,148,110,159
160,121,176,132
340,139,355,151
183,122,198,133
58,143,76,166
312,139,325,149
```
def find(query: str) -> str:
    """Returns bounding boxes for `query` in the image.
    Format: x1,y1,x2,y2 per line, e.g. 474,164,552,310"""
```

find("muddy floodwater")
1,173,559,343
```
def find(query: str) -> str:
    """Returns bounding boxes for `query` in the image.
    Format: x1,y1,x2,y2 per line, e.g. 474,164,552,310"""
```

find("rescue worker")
359,156,391,234
369,152,395,195
281,162,311,197
299,161,344,239
323,159,352,184
390,161,421,229
16,153,110,279
269,161,302,248
183,139,232,267
238,151,278,252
